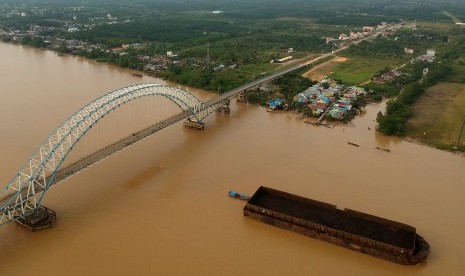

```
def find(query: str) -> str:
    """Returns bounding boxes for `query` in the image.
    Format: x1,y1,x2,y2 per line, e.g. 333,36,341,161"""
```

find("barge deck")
243,186,430,265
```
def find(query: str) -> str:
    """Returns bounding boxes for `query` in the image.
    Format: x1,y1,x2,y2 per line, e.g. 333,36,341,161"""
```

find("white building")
167,51,178,57
404,48,414,54
339,33,348,40
426,49,436,57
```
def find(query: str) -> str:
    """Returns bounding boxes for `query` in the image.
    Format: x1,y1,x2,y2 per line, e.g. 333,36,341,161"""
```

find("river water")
0,42,464,275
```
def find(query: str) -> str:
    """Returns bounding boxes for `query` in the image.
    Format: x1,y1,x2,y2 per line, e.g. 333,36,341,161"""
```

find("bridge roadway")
0,110,194,207
0,28,386,210
42,49,348,188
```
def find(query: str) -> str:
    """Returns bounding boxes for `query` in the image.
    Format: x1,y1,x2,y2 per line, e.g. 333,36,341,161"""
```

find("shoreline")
3,40,462,155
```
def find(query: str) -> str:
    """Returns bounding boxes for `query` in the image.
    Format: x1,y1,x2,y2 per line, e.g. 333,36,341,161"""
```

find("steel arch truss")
0,84,207,226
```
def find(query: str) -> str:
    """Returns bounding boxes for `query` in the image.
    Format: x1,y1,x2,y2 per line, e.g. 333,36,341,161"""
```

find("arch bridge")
0,51,323,228
0,84,231,227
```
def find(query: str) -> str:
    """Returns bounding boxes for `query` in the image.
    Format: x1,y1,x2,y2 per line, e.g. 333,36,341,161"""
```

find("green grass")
407,82,465,151
328,55,405,85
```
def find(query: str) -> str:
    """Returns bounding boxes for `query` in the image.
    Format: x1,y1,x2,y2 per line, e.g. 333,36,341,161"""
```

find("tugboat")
347,142,360,147
228,191,251,201
376,146,391,152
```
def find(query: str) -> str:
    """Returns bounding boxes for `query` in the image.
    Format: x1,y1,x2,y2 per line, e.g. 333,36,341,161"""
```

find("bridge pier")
183,118,206,130
216,99,231,114
15,205,56,232
236,93,248,103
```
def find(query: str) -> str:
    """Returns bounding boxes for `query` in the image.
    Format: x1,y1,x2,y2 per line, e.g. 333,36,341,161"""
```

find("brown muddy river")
0,42,464,275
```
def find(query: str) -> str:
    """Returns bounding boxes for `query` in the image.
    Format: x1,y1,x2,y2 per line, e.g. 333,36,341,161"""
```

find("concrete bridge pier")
183,118,206,130
216,99,231,114
236,91,248,103
15,205,56,231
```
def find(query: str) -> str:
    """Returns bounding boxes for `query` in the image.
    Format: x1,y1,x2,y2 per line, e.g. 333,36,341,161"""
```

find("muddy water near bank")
0,42,464,275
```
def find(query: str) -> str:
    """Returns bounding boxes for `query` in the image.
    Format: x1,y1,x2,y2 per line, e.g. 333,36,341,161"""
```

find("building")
339,33,348,40
324,37,337,44
213,64,225,72
426,49,435,57
404,48,414,54
268,98,284,110
373,71,402,83
276,56,293,63
363,26,375,32
167,51,178,57
259,82,276,92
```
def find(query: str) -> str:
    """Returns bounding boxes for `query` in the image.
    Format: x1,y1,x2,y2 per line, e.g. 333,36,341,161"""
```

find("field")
302,56,347,82
407,82,465,150
327,55,405,85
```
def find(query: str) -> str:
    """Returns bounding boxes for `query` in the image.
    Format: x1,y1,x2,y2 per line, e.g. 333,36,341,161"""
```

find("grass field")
302,56,344,81
407,82,465,151
327,55,405,85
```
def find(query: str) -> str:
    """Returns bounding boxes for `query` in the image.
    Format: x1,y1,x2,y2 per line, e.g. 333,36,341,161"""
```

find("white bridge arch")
0,84,215,226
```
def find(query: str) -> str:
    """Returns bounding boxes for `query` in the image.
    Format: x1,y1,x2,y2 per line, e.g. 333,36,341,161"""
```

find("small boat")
132,73,143,77
228,191,251,201
347,142,359,147
376,147,391,152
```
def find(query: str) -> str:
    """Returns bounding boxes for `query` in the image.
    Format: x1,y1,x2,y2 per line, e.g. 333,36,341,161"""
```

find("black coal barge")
243,186,430,265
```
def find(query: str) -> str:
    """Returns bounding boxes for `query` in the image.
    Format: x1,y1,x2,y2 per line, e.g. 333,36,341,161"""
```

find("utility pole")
206,43,210,71
205,43,212,84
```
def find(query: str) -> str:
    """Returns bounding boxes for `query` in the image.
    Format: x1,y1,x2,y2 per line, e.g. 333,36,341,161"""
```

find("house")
328,106,346,120
349,32,358,39
404,48,414,54
111,47,124,53
276,56,293,63
426,49,435,57
167,51,178,57
260,82,276,92
213,64,225,72
144,64,157,71
416,55,435,63
268,98,284,110
374,71,402,83
323,37,337,44
363,26,375,32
